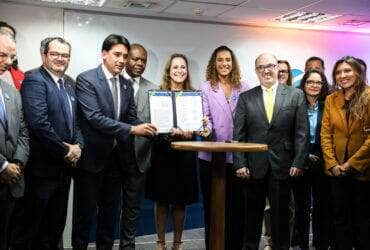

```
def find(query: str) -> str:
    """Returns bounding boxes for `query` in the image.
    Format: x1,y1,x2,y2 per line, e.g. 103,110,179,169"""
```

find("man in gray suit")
233,53,309,250
120,43,157,250
0,32,29,250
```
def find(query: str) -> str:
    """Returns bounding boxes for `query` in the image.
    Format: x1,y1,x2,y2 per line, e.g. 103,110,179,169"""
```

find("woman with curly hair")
145,54,198,250
321,56,370,250
199,45,250,250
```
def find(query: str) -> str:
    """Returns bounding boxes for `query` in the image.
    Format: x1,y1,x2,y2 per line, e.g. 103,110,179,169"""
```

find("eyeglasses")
278,70,289,75
256,64,277,72
48,52,70,59
306,80,323,86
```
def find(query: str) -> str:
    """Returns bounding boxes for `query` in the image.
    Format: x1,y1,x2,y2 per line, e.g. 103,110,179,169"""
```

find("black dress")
145,134,198,205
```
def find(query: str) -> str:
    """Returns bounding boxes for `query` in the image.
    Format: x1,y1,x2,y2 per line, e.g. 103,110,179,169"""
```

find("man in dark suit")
233,53,309,250
12,37,83,250
0,32,29,250
73,34,157,250
120,43,157,250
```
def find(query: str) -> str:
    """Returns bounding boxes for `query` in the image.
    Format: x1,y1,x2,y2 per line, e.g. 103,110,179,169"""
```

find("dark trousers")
330,176,370,250
10,172,71,250
72,150,122,250
291,168,330,249
119,165,145,250
242,173,290,250
199,159,245,250
0,184,15,250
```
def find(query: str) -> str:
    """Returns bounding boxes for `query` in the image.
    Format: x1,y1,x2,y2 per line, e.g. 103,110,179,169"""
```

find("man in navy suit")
72,34,157,250
12,37,83,250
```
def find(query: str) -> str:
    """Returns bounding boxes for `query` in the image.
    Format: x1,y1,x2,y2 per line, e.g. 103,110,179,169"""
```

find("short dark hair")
44,37,71,55
101,34,130,52
0,21,16,38
305,56,325,69
299,69,329,102
40,37,55,53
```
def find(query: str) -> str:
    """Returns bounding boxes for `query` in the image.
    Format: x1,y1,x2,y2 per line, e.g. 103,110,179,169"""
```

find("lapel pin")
4,93,10,100
123,84,127,90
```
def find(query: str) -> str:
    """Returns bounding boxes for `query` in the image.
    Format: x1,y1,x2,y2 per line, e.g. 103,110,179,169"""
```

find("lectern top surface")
171,141,268,153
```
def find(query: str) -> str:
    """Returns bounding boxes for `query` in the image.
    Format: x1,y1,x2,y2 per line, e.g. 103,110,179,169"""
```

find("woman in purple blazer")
199,45,250,250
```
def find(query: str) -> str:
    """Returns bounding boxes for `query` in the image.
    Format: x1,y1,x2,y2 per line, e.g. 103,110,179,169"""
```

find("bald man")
0,32,29,250
233,53,309,250
120,43,157,250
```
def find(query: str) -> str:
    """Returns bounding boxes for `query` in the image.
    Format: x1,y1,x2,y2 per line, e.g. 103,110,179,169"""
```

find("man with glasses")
11,37,83,250
233,53,309,250
0,31,29,250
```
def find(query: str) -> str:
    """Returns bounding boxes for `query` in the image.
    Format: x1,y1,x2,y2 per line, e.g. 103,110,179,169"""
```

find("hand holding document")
149,90,204,133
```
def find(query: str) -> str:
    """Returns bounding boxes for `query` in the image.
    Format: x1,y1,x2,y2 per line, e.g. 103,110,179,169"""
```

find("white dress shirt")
122,69,140,97
261,81,278,111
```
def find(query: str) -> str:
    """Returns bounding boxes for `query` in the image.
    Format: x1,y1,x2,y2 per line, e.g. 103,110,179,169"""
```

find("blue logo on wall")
292,69,304,88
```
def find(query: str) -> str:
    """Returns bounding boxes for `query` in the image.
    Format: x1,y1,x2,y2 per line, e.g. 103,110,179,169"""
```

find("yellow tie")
265,88,274,122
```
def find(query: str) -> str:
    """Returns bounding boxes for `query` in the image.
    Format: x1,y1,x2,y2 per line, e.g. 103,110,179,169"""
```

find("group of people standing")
0,19,369,250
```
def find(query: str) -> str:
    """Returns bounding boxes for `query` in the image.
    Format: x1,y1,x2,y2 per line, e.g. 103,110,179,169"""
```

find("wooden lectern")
171,141,268,250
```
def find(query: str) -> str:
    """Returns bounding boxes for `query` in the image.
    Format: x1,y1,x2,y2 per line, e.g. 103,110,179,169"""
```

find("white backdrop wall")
1,2,370,89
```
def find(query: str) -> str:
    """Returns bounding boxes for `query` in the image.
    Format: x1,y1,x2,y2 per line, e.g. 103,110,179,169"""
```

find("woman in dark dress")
145,53,198,250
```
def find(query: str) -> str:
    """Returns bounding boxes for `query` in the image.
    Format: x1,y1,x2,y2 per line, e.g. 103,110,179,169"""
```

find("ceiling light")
343,19,370,27
41,0,106,7
274,11,341,24
193,8,205,16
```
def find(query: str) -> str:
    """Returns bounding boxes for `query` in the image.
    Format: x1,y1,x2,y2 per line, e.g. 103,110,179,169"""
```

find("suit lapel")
136,78,147,113
270,84,286,126
212,83,233,122
97,65,116,118
333,91,349,135
315,102,324,143
0,83,12,132
255,86,269,125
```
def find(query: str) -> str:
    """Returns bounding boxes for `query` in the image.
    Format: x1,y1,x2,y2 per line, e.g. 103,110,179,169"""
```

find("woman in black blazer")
291,69,330,249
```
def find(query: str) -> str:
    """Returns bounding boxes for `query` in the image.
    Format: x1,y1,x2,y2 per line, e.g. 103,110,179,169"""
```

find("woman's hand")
308,154,320,162
331,165,347,176
197,116,211,138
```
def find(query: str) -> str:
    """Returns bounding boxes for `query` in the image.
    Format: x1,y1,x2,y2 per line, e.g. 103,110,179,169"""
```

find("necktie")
58,79,73,138
265,87,274,123
133,78,139,97
0,93,8,131
110,77,119,119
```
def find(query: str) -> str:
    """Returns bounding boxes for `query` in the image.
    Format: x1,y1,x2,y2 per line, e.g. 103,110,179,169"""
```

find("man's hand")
64,142,82,167
0,163,21,184
130,123,157,137
289,167,303,177
236,167,250,179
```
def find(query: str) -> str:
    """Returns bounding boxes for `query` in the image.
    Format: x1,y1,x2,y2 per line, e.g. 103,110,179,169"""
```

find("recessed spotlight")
274,11,341,24
41,0,106,7
193,7,205,16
